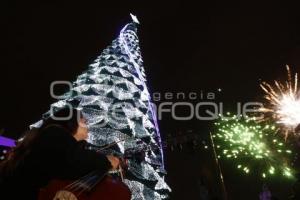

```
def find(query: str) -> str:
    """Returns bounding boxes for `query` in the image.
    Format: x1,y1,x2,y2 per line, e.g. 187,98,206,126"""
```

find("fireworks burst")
213,114,295,179
259,65,300,139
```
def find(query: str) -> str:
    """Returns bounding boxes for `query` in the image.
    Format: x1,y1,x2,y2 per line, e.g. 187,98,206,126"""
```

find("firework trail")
213,114,295,179
259,65,300,139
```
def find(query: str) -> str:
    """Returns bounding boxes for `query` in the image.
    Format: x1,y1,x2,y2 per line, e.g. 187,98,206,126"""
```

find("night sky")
1,1,300,199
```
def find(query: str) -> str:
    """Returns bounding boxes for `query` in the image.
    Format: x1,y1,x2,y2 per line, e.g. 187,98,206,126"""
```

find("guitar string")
67,170,108,194
69,172,98,192
76,172,109,196
64,170,98,191
60,164,143,197
64,161,146,195
64,170,96,189
60,138,149,196
74,163,126,196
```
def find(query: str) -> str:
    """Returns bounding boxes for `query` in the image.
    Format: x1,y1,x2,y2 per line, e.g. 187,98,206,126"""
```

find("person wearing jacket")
0,107,119,199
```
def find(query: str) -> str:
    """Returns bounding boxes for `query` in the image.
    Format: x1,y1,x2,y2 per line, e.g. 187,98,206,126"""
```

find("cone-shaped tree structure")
31,14,170,199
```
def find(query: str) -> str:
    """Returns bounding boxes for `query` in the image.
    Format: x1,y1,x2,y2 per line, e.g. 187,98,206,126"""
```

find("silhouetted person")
0,107,119,200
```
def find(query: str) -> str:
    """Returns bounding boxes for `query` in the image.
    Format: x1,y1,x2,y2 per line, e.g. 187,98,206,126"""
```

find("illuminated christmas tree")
31,14,170,199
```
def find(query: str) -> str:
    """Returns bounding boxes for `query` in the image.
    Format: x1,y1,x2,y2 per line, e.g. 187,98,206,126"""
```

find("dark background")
1,1,300,199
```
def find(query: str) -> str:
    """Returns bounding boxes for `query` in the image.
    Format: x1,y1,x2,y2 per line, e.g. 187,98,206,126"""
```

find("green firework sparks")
213,114,295,179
